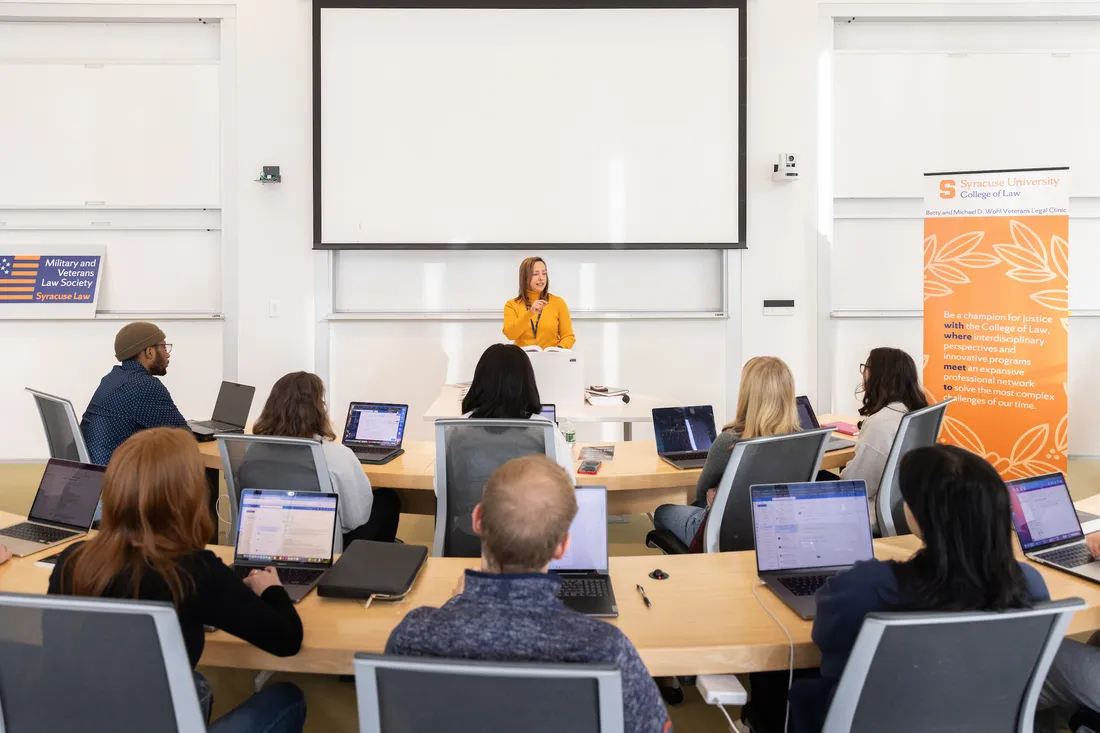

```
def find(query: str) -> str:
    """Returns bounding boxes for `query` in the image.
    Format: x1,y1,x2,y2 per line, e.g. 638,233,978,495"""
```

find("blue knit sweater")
385,570,671,733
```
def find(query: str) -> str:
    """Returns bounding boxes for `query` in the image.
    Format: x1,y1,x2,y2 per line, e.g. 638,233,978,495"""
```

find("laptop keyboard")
0,522,79,545
672,451,709,461
558,577,610,599
777,574,831,597
192,419,240,431
1037,544,1095,569
236,566,326,585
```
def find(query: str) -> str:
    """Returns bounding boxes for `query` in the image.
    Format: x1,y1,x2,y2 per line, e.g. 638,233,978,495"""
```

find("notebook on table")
0,459,105,557
231,489,339,603
189,381,255,440
751,480,875,619
795,395,855,453
652,405,718,470
341,402,408,465
1007,473,1100,583
551,486,617,617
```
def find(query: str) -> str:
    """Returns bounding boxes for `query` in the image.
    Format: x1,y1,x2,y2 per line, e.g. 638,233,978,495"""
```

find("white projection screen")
314,1,746,249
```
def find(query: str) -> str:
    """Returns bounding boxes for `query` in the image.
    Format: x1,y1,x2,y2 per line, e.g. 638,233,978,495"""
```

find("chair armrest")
646,529,689,555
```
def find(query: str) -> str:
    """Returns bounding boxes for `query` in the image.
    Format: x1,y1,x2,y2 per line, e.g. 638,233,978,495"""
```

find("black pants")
342,488,401,547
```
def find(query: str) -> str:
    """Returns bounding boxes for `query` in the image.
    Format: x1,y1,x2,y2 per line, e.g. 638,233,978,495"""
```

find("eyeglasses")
859,363,868,373
161,343,173,355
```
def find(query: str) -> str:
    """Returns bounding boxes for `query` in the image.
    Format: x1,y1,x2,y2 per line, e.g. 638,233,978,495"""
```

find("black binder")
317,540,428,600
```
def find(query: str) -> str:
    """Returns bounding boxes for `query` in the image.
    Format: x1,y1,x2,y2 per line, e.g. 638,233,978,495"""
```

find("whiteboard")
318,6,742,248
334,249,724,313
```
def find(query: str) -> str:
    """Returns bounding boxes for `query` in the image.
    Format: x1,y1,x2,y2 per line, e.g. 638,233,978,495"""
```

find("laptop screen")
540,404,556,424
1007,473,1083,551
211,382,255,427
28,459,106,531
795,395,819,430
751,481,874,573
343,402,408,448
235,490,338,565
652,406,717,455
550,487,608,573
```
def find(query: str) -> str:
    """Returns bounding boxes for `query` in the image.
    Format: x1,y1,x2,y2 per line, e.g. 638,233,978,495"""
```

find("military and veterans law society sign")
0,247,105,319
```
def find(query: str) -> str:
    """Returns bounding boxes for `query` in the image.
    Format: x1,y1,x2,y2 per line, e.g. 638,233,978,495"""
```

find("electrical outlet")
269,300,281,318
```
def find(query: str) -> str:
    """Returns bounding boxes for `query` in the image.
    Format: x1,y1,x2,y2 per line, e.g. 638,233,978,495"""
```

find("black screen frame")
312,0,747,251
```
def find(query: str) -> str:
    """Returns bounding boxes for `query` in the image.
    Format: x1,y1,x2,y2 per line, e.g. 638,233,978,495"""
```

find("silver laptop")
341,402,409,465
231,489,339,603
751,480,875,619
0,459,106,557
1008,473,1100,583
190,381,256,439
551,487,618,617
796,395,855,453
652,405,718,470
540,403,557,424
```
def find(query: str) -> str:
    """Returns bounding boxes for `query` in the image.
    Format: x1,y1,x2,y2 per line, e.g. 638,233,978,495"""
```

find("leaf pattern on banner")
1055,414,1068,457
995,220,1056,283
942,416,987,456
1061,317,1070,332
942,417,1065,479
1051,235,1069,281
1009,424,1049,465
923,230,989,301
1031,289,1069,312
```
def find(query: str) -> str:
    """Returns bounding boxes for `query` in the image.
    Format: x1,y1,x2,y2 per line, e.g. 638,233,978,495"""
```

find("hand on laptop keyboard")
1088,533,1100,560
242,567,281,596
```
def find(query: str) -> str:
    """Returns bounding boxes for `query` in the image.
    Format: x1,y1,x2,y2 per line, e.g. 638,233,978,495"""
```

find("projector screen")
314,1,745,250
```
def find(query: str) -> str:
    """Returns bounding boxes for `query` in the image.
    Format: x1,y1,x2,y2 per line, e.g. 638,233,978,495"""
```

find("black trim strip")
312,0,746,250
923,166,1069,177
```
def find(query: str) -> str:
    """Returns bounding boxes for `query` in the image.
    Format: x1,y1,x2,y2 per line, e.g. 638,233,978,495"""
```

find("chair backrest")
217,434,339,551
353,653,624,733
433,418,557,558
821,597,1086,733
25,388,91,464
0,591,206,733
876,399,952,537
705,428,832,553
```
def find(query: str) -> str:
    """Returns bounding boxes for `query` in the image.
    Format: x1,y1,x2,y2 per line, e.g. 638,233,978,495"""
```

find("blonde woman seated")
651,356,802,549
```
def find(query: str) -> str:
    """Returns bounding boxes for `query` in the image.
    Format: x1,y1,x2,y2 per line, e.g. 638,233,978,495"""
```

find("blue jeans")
652,504,707,547
195,673,307,733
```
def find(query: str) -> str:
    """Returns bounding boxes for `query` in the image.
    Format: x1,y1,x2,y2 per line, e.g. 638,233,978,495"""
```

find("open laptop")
189,381,256,440
342,402,408,465
0,459,106,557
751,480,875,619
652,405,718,470
1007,473,1100,583
231,489,339,603
796,395,856,453
551,486,618,617
540,404,557,424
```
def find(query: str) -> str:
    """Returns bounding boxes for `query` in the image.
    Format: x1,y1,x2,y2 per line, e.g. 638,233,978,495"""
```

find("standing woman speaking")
503,257,576,350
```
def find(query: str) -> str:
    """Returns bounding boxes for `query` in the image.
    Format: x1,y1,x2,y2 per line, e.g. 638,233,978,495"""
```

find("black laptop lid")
795,395,820,430
318,540,429,599
211,381,255,427
28,459,106,531
652,406,717,455
343,402,409,448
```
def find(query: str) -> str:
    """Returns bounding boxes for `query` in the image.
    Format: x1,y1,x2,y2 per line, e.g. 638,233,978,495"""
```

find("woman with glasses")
841,347,927,531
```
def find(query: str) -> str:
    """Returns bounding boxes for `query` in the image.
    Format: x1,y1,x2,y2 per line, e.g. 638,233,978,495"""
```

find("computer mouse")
649,569,669,580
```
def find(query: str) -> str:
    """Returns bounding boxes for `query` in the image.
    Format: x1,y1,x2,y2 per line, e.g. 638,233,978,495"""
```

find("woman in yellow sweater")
502,257,576,349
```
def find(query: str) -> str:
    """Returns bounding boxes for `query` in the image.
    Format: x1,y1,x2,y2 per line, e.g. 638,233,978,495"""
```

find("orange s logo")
940,180,956,199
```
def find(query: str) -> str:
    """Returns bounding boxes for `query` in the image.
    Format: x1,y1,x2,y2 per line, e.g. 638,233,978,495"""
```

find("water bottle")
560,419,577,459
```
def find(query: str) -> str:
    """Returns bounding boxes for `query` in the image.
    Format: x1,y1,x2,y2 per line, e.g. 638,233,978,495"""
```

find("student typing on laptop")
650,356,802,549
80,321,188,465
48,428,306,733
251,372,401,545
781,445,1051,733
386,455,670,733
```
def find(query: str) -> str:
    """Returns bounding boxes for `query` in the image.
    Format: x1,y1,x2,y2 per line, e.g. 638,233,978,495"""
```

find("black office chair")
875,399,952,537
647,429,832,554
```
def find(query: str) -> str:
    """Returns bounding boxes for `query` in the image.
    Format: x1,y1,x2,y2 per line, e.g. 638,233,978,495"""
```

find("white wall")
3,0,1090,461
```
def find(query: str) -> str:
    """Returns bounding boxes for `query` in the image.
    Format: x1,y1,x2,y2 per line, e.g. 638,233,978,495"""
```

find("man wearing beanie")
80,322,188,465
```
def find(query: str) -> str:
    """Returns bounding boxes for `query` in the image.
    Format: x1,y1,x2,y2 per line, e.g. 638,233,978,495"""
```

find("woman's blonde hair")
722,356,801,440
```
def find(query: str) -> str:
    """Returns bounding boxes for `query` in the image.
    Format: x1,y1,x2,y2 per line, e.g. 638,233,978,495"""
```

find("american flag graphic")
0,256,40,301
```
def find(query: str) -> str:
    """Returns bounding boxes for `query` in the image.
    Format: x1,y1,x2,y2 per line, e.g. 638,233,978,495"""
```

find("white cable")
752,581,795,733
215,494,230,526
718,702,740,732
363,594,374,611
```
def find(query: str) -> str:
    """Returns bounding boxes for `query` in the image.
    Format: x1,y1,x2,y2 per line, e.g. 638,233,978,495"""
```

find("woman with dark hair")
502,257,576,350
788,445,1049,733
458,344,574,480
49,428,306,733
253,371,401,545
841,347,928,530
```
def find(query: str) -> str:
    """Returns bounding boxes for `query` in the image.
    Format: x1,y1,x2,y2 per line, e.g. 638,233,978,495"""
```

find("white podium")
526,350,585,409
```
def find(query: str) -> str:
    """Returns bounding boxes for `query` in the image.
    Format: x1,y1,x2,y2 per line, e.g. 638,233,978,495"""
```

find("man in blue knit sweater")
385,455,671,733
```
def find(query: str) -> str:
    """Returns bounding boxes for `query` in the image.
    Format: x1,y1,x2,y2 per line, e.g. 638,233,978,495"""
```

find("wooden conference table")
6,499,1100,677
196,420,858,517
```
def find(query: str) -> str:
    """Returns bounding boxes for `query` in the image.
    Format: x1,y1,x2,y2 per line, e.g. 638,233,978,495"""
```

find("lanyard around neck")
530,309,543,339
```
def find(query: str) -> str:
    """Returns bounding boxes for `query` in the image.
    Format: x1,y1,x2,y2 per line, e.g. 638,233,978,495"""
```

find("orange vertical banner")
924,167,1069,478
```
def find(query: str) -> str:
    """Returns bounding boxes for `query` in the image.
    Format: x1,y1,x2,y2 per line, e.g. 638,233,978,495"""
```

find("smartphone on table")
578,460,602,475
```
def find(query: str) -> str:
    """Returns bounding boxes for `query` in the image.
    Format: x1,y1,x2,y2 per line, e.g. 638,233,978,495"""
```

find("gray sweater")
693,430,742,505
841,402,908,528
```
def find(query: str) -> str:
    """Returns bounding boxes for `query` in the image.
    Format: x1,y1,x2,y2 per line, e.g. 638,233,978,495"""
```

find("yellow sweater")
503,291,576,349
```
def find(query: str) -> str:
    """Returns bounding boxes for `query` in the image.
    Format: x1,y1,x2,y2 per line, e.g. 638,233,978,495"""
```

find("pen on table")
636,584,651,609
